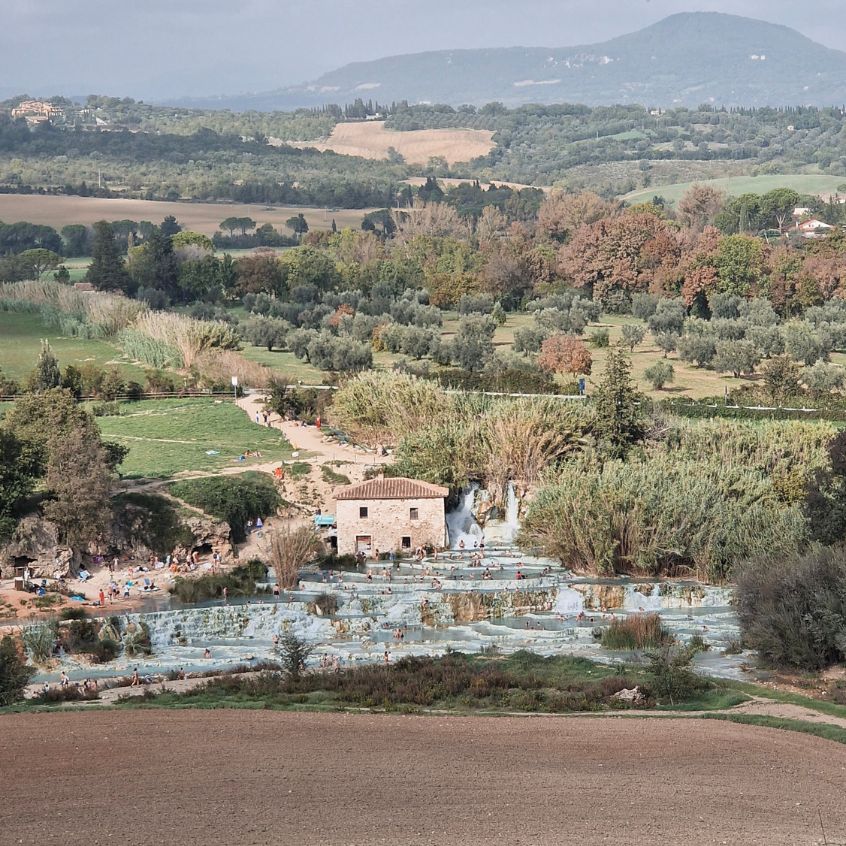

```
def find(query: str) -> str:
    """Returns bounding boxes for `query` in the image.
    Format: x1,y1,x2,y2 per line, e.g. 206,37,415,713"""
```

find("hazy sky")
3,0,845,100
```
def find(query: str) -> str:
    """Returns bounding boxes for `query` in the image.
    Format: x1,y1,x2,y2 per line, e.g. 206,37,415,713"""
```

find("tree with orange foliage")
327,303,355,328
538,334,592,377
557,209,678,304
537,191,616,243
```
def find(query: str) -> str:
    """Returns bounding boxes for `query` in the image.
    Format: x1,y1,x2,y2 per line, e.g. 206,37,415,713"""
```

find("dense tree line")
0,112,408,206
385,102,846,187
5,97,846,203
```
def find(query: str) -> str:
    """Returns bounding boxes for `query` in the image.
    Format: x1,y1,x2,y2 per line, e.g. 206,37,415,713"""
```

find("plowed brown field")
1,711,844,845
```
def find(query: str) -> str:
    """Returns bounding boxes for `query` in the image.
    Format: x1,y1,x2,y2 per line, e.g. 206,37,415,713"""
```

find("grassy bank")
701,713,846,746
0,311,145,382
109,651,737,715
96,398,293,478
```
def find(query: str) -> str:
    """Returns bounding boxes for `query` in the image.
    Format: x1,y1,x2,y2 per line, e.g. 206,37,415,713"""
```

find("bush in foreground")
647,644,708,706
0,636,35,706
736,546,846,671
600,614,671,650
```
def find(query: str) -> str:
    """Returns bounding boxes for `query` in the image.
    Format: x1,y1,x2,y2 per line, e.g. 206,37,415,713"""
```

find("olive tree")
712,340,761,377
620,323,646,352
644,360,674,390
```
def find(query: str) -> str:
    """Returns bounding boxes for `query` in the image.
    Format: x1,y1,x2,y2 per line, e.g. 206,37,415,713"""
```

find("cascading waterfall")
502,482,520,544
446,485,485,549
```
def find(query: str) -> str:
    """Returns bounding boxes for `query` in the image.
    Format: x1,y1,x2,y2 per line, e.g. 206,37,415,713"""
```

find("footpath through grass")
723,680,846,721
97,398,293,479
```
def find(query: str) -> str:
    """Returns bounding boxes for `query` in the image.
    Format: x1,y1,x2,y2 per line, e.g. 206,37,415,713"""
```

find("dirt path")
236,392,392,469
236,391,392,516
731,696,846,729
1,711,844,845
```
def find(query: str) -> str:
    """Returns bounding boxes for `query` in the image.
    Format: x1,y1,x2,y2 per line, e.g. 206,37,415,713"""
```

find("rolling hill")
190,13,846,110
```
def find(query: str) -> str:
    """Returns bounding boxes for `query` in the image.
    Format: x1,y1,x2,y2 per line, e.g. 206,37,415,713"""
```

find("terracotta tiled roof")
334,477,449,501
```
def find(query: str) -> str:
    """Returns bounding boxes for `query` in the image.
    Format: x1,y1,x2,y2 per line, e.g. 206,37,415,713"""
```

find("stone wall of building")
336,497,447,556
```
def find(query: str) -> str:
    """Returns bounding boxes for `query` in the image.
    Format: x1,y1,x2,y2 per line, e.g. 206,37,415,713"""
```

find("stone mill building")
334,477,449,557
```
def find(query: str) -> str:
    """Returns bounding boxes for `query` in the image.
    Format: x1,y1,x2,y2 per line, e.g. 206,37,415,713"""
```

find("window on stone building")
401,536,412,549
359,506,368,518
409,507,419,520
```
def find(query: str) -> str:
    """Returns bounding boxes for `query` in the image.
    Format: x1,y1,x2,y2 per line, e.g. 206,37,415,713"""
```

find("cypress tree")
29,341,61,392
593,345,645,459
86,221,131,293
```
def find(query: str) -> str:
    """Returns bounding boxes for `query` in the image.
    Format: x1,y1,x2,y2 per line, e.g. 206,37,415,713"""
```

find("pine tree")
593,346,645,458
160,215,181,238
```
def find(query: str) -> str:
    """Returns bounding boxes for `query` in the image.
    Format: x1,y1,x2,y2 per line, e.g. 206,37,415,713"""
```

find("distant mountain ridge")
178,13,846,111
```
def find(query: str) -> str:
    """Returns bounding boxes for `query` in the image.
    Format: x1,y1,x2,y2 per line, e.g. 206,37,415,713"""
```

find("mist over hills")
178,13,846,111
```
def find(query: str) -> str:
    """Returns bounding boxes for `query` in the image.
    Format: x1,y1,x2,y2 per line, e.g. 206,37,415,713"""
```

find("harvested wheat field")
0,195,370,235
291,120,495,165
2,711,845,846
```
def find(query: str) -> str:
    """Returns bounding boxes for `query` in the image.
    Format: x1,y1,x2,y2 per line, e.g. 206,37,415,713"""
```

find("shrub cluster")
171,560,267,603
170,473,281,543
736,546,846,671
197,651,648,712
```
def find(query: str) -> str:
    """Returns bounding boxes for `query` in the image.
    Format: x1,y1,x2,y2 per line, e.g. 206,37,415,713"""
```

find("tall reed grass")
394,393,592,495
331,370,454,447
601,614,671,650
0,280,144,336
193,349,271,388
129,311,240,369
662,418,833,478
521,455,807,582
118,329,182,368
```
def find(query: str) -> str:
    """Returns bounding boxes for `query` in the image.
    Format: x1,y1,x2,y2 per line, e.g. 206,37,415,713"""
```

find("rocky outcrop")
572,583,627,611
176,515,232,560
111,494,233,561
1,497,234,578
0,515,73,579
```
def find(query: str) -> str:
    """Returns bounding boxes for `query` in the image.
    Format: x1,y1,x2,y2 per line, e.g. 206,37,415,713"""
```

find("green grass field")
0,311,146,382
60,257,91,281
238,347,327,383
0,300,760,402
96,398,293,479
624,173,846,206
